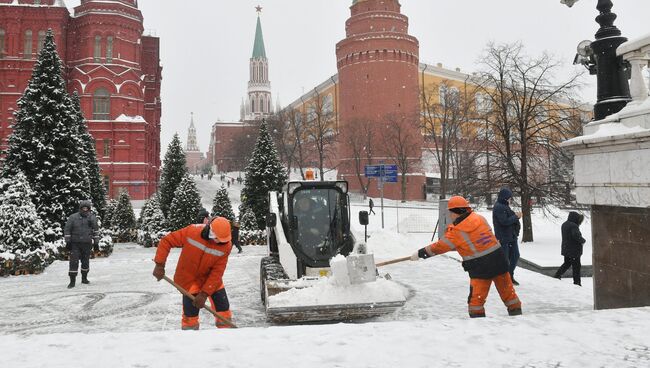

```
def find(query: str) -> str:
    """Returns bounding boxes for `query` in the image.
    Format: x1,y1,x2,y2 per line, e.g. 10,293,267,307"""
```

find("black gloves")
193,291,209,308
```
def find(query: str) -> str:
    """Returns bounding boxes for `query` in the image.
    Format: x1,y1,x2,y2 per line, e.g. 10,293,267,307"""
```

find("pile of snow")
267,277,407,308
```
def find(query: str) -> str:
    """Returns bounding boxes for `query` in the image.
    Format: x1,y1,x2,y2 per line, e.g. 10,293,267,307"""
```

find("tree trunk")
521,188,534,242
401,173,407,202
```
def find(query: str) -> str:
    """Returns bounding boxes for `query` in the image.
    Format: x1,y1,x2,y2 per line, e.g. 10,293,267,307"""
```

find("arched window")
267,97,271,113
251,97,255,113
0,29,5,58
93,88,111,120
94,35,102,62
106,36,114,63
37,31,46,54
24,30,33,58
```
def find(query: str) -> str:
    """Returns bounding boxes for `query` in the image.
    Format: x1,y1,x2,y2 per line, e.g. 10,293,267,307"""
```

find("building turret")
244,7,273,121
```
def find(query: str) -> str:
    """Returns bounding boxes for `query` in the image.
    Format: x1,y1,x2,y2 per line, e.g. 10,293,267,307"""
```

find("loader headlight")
288,182,302,195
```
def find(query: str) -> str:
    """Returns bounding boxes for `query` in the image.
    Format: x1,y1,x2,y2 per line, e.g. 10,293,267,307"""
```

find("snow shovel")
162,275,237,328
376,256,412,268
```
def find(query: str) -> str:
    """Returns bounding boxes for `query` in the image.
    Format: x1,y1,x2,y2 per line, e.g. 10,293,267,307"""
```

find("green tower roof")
252,15,267,59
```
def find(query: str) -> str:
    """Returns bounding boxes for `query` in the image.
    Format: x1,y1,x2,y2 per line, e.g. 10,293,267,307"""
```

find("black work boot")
67,275,76,289
81,271,90,284
508,308,523,316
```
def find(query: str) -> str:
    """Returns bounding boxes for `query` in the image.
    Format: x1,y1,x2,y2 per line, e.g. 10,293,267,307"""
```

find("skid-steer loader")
260,179,406,323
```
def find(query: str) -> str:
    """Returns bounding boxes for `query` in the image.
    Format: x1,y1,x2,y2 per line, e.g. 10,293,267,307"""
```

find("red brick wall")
0,1,161,200
335,0,421,200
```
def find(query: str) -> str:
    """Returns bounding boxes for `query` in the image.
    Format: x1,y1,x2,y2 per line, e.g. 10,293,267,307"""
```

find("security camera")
561,0,579,8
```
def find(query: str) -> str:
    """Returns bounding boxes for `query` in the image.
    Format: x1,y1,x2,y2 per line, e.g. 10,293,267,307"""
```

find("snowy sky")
63,0,650,156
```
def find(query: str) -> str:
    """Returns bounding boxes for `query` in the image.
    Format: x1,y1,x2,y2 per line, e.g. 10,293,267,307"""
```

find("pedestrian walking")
411,196,522,318
64,200,99,288
369,198,376,215
553,212,586,286
492,187,522,285
153,217,234,330
231,221,242,253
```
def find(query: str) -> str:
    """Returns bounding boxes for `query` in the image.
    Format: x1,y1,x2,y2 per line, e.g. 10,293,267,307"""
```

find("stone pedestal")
562,34,650,310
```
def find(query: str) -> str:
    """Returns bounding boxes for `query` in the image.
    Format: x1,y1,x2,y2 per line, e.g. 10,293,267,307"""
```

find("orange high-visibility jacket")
425,211,500,261
154,224,232,295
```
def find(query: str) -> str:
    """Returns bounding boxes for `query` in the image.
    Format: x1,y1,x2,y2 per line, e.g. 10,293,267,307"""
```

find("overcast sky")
65,0,650,155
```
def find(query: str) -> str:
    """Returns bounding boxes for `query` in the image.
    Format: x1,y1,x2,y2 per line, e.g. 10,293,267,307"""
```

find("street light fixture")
562,0,632,120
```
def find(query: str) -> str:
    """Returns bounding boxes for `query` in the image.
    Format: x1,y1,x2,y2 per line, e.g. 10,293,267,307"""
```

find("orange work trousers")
467,272,521,317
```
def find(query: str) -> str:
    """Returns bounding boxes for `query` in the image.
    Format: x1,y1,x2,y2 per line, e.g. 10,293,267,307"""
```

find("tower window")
0,29,5,58
24,30,33,58
34,0,41,5
37,31,46,54
93,88,111,120
94,35,102,62
106,36,113,63
251,98,255,112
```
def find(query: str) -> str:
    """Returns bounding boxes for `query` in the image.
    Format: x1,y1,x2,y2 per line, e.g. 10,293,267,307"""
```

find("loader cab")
286,181,353,272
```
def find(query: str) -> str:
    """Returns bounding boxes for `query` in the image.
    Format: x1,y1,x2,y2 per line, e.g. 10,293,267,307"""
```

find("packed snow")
1,175,648,368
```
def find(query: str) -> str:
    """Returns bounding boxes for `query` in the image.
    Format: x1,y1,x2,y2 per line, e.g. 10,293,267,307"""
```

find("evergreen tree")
138,194,167,248
239,205,258,232
103,199,118,229
1,30,90,240
168,174,201,230
69,92,107,220
0,171,50,275
112,189,136,242
211,185,235,221
158,134,187,218
241,120,287,229
238,204,264,245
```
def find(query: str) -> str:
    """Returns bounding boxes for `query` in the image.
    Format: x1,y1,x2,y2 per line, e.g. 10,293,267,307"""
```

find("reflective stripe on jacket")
154,224,232,295
425,211,509,279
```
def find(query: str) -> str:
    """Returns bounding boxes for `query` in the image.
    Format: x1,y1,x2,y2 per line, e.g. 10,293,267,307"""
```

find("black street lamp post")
564,0,632,120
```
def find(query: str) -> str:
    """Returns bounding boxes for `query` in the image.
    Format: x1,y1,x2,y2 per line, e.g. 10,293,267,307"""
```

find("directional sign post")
364,164,399,229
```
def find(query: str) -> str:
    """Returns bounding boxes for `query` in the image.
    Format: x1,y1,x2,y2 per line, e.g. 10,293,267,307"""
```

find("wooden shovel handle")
376,256,412,267
162,275,237,328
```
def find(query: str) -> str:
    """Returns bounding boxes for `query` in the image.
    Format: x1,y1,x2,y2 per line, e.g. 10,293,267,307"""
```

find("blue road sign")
364,165,381,177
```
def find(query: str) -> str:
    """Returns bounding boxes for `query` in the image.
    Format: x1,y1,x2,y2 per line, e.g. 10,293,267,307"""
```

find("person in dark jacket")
369,198,375,215
231,221,242,253
553,211,586,286
197,208,210,225
492,187,522,285
64,200,99,288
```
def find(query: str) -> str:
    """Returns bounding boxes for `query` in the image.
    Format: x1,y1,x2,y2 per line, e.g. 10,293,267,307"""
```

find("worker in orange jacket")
153,217,233,330
411,196,522,318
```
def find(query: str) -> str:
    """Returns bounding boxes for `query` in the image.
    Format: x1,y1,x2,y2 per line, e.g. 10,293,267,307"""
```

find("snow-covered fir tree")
158,134,188,218
239,204,264,245
168,174,201,230
1,30,90,241
211,186,235,221
69,92,107,221
241,120,287,229
103,199,118,230
112,189,136,242
0,171,50,276
138,194,167,248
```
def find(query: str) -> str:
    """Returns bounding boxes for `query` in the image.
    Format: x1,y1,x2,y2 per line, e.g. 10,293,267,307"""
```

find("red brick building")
0,0,162,200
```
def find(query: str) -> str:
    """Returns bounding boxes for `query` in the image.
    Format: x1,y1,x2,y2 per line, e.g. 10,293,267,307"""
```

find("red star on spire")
255,5,263,13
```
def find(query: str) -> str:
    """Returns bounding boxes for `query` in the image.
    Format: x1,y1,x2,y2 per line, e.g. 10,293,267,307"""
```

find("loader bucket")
263,276,406,324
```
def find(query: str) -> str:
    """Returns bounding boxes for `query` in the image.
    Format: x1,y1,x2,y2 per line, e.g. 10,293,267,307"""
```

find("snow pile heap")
0,172,52,276
267,254,407,309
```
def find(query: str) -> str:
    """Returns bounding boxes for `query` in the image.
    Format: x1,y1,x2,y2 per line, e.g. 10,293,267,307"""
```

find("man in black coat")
64,200,99,288
231,221,242,253
492,187,522,285
553,211,586,286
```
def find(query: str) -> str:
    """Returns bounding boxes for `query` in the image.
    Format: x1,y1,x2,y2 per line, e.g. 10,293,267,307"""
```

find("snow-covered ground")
1,175,647,367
